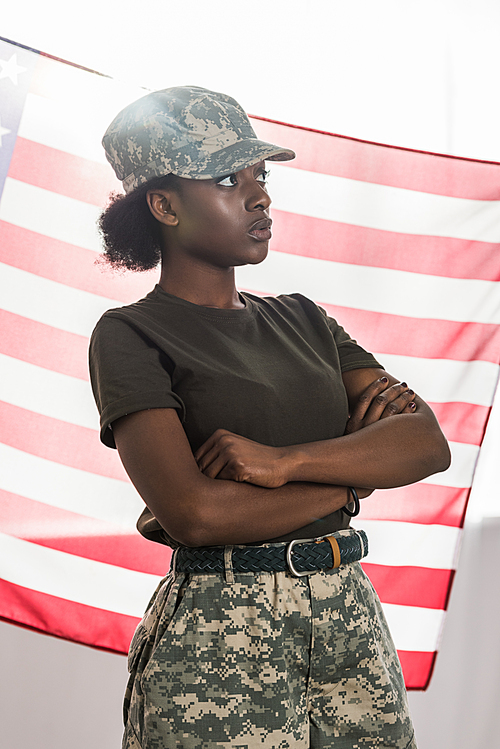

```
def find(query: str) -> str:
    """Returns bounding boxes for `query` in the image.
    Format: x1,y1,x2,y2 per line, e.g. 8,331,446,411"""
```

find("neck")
158,261,245,310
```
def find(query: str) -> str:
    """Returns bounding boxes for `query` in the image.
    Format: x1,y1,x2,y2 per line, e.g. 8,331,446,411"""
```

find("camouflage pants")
123,545,416,748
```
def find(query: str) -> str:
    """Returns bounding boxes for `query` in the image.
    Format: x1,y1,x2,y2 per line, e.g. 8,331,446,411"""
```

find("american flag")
1,37,499,689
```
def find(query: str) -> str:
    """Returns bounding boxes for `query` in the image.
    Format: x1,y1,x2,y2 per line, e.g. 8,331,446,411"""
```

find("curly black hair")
97,174,181,272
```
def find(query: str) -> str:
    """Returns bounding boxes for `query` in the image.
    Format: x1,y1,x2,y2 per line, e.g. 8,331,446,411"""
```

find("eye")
217,174,238,187
256,169,270,185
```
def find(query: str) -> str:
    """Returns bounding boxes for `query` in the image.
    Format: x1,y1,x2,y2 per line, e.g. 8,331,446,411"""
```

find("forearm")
282,412,451,489
164,477,352,547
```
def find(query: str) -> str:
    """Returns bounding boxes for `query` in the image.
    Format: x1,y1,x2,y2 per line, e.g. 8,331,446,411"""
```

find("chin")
242,244,269,266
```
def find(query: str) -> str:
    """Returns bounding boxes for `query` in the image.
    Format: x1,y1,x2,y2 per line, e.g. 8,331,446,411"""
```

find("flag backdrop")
1,37,499,690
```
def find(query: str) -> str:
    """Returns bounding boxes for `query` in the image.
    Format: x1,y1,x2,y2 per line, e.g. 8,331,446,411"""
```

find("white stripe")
0,532,160,618
0,354,98,429
372,352,499,408
0,178,102,250
381,602,445,653
0,443,142,528
420,441,479,489
270,162,500,243
237,250,500,325
0,262,122,338
353,519,461,569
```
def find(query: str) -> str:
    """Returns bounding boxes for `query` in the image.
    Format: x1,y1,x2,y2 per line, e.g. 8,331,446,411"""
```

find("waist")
173,528,368,578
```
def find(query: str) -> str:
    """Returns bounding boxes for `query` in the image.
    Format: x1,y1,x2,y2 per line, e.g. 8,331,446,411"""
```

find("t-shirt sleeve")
319,307,383,372
89,313,185,448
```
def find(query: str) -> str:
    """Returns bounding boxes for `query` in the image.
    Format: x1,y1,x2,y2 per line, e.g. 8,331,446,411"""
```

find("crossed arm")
113,367,450,547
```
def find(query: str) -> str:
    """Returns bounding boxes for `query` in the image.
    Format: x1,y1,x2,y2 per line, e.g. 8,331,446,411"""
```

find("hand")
194,429,289,488
345,377,416,435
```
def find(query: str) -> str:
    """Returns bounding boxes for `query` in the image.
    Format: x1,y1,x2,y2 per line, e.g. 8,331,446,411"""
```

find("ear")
146,190,179,227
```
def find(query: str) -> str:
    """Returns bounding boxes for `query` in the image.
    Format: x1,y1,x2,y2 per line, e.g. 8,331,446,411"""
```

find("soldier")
89,86,450,748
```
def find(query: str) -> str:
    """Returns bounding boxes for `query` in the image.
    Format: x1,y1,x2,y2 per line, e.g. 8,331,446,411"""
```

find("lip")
248,217,273,241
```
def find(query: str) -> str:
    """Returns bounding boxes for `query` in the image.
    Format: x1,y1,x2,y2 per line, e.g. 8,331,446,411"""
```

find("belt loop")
224,545,235,583
356,530,366,559
170,547,179,577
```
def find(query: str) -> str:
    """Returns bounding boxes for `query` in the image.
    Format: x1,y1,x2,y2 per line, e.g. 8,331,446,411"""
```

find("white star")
0,54,27,86
0,116,11,147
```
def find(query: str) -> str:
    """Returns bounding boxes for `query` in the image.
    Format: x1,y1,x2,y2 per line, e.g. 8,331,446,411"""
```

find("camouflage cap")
102,86,296,193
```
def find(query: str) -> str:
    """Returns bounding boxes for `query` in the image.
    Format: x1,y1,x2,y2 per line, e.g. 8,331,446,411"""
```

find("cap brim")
172,138,296,180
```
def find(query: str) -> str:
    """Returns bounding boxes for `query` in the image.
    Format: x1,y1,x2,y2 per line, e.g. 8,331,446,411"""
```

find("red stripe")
398,650,437,691
359,483,469,527
252,118,500,200
0,220,156,302
9,139,500,283
317,301,500,365
0,578,134,654
0,309,89,380
0,489,171,575
271,210,500,282
429,402,489,446
362,563,453,610
0,585,436,687
0,402,126,479
3,227,498,367
9,137,120,206
241,289,500,365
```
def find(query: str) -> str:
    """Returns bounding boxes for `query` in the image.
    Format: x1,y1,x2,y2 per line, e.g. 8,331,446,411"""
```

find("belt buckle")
286,538,317,577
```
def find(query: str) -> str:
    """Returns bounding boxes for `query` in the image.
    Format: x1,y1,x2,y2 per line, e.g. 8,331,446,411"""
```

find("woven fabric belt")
175,529,368,578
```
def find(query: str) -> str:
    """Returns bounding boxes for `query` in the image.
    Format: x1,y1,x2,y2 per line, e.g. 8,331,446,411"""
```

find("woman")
90,86,450,749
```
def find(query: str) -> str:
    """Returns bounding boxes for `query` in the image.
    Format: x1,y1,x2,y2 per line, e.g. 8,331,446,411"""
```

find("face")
152,161,273,270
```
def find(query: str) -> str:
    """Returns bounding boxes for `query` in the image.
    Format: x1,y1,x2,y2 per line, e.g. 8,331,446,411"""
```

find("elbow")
420,432,451,479
431,423,452,473
167,514,216,548
154,486,223,549
440,440,452,472
434,437,452,474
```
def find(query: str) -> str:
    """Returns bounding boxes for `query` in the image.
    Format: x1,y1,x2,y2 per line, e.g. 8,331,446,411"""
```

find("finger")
402,398,418,414
349,376,391,425
194,428,234,463
195,440,228,473
379,388,416,419
194,433,218,463
363,382,410,424
199,452,230,479
215,460,248,482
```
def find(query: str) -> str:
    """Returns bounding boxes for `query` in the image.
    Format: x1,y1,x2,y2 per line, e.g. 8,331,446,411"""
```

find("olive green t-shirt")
89,287,381,546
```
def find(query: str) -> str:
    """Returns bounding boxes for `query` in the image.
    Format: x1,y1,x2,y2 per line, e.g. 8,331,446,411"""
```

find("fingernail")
380,377,388,383
409,402,417,410
400,382,408,388
407,389,414,395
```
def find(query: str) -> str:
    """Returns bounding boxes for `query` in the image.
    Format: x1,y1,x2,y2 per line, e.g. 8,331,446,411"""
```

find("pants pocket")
127,573,173,675
123,572,191,735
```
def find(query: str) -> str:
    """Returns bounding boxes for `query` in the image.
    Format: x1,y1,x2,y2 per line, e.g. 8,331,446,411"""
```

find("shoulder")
89,286,168,343
243,292,329,321
243,292,346,335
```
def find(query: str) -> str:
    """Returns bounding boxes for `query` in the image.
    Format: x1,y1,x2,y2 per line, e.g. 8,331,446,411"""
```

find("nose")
245,180,272,212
